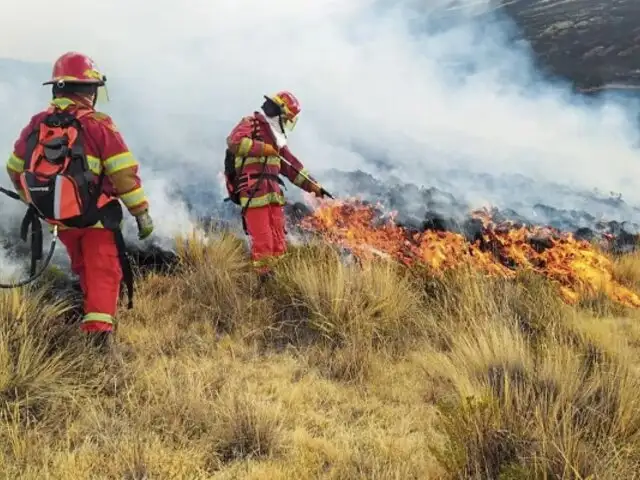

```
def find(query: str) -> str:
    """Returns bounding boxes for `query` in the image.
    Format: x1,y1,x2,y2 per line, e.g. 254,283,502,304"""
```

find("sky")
1,0,640,275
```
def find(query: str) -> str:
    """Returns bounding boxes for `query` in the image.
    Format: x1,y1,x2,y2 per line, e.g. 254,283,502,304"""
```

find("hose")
0,226,58,289
0,186,60,289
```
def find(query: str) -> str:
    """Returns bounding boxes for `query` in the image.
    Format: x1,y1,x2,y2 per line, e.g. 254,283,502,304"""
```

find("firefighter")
225,91,329,277
5,51,153,349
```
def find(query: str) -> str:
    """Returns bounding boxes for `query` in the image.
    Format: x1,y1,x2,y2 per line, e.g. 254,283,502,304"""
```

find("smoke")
0,248,22,284
2,0,640,261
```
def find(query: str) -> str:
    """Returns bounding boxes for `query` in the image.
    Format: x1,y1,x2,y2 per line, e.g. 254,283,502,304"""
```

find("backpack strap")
234,116,260,188
239,156,270,225
22,126,41,172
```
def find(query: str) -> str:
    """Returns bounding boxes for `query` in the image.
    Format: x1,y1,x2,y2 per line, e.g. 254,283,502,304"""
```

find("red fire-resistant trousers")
58,228,122,333
243,204,287,274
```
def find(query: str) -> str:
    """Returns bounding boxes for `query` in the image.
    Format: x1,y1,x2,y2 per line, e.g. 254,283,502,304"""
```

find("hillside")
2,204,640,478
496,0,640,89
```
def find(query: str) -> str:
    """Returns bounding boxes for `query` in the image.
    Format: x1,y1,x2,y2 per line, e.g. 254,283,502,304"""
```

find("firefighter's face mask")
283,114,298,132
95,84,110,105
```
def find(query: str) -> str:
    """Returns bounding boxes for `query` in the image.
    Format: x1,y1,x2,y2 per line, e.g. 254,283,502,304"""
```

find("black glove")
319,187,334,199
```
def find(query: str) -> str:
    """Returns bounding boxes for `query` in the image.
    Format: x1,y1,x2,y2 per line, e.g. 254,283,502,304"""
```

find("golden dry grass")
1,229,640,479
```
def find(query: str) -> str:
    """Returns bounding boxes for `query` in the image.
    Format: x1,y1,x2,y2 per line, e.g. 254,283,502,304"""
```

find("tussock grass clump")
211,386,284,465
0,287,100,426
265,244,428,381
0,286,109,477
430,319,640,479
420,266,568,349
612,250,640,291
175,229,264,334
271,244,427,349
577,290,634,319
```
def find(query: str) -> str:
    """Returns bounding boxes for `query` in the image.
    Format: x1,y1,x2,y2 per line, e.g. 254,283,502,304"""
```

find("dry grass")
2,228,640,479
612,251,640,291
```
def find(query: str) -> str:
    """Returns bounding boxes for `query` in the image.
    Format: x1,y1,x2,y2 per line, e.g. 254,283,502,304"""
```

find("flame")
300,199,640,308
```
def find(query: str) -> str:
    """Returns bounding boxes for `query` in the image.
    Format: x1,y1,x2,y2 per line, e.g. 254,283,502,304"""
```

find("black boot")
87,331,112,353
258,270,275,283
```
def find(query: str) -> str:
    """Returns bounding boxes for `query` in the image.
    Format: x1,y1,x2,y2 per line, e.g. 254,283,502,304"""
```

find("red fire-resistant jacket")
226,111,321,208
5,96,149,228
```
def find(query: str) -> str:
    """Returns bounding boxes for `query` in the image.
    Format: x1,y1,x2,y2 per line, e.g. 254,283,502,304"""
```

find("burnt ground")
281,169,640,254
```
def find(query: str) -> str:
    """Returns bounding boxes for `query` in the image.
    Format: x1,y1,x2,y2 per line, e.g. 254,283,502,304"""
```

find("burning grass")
1,222,640,478
301,199,640,308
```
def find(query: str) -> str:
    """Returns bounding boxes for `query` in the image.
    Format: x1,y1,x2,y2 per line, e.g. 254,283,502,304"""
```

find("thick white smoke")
1,0,640,272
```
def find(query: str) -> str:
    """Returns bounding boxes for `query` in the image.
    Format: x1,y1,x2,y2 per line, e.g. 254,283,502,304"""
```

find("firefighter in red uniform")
5,52,153,348
225,91,329,276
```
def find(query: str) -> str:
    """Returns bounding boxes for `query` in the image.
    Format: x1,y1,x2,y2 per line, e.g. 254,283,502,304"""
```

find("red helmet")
264,90,301,130
43,52,106,86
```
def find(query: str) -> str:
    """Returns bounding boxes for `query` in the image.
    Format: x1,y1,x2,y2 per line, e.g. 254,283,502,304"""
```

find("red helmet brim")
43,79,105,86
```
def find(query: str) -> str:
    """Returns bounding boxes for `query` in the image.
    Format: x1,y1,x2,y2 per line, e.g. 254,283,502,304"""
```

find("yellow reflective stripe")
104,152,137,175
54,222,103,231
237,138,253,157
6,153,24,173
240,191,285,208
252,252,285,270
51,218,125,231
234,156,280,169
120,187,147,209
82,312,113,324
252,258,274,273
247,156,280,167
50,97,75,109
254,254,285,265
294,168,310,187
86,155,102,175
